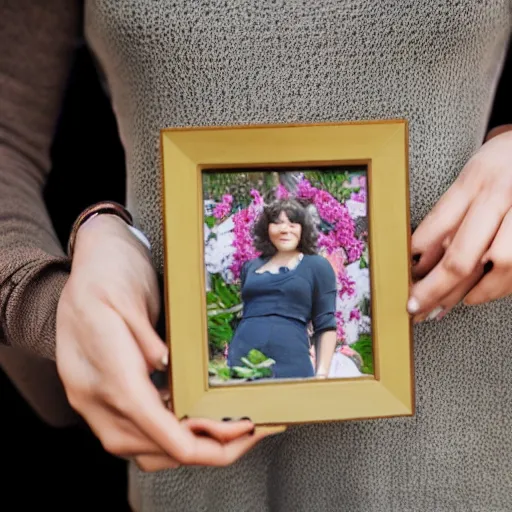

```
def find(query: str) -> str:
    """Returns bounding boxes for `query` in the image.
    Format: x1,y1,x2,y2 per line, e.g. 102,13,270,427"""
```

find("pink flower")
338,270,356,299
335,311,345,341
296,179,318,200
250,189,264,207
230,200,261,279
349,308,361,321
350,190,366,203
213,194,233,219
275,184,290,200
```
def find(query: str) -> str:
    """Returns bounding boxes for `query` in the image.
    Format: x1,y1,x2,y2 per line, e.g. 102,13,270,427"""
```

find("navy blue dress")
227,254,337,379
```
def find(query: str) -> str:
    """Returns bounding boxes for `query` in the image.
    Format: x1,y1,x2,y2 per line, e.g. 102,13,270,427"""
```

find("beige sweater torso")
1,1,512,511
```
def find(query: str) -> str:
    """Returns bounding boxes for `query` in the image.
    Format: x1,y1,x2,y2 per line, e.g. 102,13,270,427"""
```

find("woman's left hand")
408,126,512,323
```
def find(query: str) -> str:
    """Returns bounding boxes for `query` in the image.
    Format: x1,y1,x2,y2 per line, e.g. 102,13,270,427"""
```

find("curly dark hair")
252,199,318,257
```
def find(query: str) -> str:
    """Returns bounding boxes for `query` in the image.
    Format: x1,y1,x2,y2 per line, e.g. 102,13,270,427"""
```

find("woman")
1,2,512,511
227,199,338,379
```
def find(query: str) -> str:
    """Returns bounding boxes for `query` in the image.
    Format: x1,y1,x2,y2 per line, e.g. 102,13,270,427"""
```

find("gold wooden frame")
160,120,413,430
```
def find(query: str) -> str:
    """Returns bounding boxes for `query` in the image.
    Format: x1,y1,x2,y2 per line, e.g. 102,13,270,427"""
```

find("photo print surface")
203,167,372,386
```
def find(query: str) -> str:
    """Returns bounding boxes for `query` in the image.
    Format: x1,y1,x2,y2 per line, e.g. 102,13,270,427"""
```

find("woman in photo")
227,199,338,379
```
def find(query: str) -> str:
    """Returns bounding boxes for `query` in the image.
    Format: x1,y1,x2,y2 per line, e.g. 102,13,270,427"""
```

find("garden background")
203,168,373,381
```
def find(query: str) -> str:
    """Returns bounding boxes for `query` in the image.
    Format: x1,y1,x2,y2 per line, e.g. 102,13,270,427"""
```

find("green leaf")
240,357,256,369
246,349,268,365
217,367,232,380
231,367,255,379
254,358,276,369
254,367,273,378
205,216,216,229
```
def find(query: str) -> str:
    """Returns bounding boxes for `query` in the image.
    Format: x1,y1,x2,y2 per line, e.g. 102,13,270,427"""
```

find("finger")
411,181,472,275
462,264,508,305
408,192,508,315
84,307,267,466
411,242,445,281
182,417,255,443
112,346,266,466
134,454,181,472
126,309,169,372
72,306,182,456
129,376,272,466
413,266,483,323
99,280,168,372
464,209,512,305
85,402,167,456
130,418,260,472
175,427,271,467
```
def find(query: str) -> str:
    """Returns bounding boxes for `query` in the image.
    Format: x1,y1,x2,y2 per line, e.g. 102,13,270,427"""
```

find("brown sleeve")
0,0,82,360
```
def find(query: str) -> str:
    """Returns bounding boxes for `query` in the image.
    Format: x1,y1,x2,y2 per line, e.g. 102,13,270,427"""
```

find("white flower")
329,352,363,378
345,199,366,219
204,216,236,282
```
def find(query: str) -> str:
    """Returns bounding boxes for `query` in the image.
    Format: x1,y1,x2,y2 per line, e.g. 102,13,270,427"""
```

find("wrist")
75,213,151,255
67,201,152,257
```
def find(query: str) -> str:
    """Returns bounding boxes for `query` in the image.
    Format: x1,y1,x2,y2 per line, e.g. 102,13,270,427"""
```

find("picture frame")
160,120,413,431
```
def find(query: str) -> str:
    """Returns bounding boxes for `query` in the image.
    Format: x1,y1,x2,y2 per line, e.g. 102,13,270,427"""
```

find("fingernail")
436,309,448,321
407,297,420,314
161,352,169,369
222,417,232,422
426,306,444,321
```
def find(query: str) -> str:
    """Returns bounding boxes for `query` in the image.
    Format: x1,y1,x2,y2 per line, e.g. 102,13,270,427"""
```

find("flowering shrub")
204,170,372,372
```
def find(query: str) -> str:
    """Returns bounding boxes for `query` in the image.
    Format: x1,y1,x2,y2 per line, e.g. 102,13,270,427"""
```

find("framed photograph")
160,120,413,429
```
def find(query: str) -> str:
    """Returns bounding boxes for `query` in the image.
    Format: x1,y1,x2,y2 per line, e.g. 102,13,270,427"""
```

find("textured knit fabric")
1,1,512,511
0,0,82,426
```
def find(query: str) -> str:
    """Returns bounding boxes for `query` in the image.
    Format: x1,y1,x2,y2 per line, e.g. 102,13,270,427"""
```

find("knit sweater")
1,1,512,511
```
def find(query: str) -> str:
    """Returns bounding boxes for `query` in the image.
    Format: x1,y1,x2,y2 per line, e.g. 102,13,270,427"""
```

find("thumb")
127,309,169,371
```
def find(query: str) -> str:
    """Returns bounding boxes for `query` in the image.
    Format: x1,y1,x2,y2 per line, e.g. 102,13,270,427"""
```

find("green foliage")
208,349,276,381
350,334,374,374
303,169,362,203
203,171,277,208
206,273,242,356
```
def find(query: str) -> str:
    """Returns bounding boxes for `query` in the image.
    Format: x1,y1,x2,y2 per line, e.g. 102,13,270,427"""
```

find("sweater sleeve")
0,0,81,360
311,256,338,335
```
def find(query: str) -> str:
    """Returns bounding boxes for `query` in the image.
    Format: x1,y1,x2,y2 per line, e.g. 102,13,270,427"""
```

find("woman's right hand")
55,214,266,472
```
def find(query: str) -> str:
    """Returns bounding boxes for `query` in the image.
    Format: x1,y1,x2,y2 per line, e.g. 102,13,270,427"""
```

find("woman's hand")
55,214,267,472
408,127,512,322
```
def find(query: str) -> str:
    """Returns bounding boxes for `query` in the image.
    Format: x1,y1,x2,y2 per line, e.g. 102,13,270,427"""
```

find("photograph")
203,167,372,386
